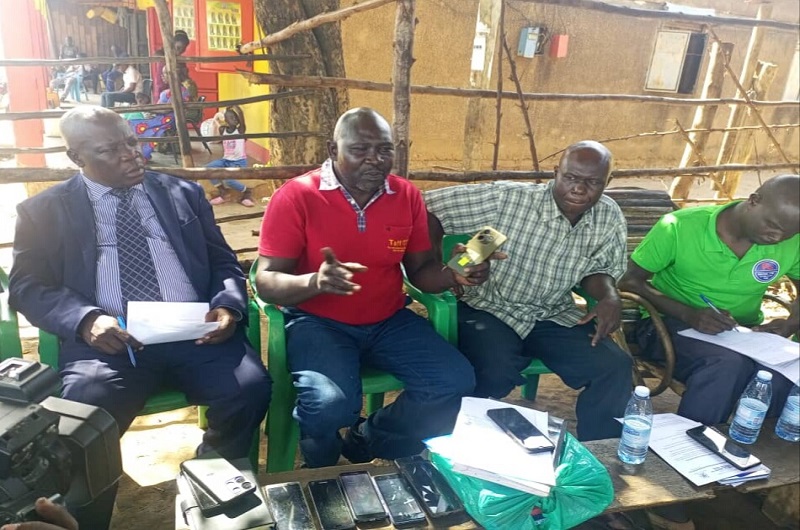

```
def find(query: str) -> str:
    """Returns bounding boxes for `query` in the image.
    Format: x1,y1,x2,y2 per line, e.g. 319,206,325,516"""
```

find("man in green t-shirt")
619,175,799,426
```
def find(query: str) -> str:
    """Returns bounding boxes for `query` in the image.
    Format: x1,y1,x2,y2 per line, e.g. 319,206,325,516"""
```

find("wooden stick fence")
1,162,797,185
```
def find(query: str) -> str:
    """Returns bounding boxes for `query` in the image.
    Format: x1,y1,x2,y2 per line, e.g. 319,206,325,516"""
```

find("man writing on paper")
424,141,633,441
9,106,272,528
619,174,799,426
255,108,488,468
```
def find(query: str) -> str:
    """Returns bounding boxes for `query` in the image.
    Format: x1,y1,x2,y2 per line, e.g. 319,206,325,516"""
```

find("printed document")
127,302,220,345
646,413,769,487
678,327,799,385
425,397,556,496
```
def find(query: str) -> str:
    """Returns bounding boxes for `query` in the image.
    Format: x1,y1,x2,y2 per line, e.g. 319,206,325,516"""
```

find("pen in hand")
699,294,739,332
116,316,138,366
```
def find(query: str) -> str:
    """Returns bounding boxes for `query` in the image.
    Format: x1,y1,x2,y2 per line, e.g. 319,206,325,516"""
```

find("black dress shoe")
341,418,374,464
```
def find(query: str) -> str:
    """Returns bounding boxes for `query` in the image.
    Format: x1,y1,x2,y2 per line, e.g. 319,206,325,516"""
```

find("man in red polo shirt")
255,108,496,468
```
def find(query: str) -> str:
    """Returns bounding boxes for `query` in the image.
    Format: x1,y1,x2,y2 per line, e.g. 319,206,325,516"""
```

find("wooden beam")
239,0,395,54
3,162,797,185
463,0,503,170
514,0,799,31
392,0,416,177
241,71,799,107
502,36,539,170
716,61,780,197
674,119,731,200
0,54,309,68
670,41,733,200
709,26,791,166
491,2,505,171
154,0,193,167
0,90,316,122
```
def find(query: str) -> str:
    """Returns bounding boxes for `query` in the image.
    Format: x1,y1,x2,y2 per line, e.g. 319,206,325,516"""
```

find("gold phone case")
446,226,507,275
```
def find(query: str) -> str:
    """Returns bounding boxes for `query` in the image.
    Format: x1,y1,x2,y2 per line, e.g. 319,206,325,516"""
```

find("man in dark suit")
9,106,271,528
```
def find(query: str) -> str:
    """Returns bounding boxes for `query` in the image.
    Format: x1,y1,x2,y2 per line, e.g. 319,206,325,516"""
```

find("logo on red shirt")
387,238,409,253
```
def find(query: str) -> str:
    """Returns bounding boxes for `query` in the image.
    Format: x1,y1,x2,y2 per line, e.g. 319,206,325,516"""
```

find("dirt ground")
2,98,798,529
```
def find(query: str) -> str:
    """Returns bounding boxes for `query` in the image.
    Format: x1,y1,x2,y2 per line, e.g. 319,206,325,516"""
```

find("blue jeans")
284,307,476,467
457,301,632,441
208,158,247,191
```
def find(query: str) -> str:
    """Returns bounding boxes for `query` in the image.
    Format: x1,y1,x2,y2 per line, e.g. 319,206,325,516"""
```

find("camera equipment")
0,358,121,525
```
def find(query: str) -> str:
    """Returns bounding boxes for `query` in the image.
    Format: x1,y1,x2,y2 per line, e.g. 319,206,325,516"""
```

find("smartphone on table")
446,226,507,276
338,471,388,523
264,482,315,530
307,479,356,530
180,456,257,508
686,425,762,470
394,455,464,518
373,473,427,528
487,407,555,454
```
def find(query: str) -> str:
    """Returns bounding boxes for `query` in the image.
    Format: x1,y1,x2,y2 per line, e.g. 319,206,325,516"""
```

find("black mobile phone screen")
264,482,314,530
338,472,386,522
395,457,462,517
487,407,554,452
686,426,761,470
373,474,426,527
308,479,355,530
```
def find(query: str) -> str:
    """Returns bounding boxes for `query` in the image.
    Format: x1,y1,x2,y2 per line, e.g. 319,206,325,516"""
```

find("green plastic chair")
403,234,553,400
248,261,453,473
1,266,260,468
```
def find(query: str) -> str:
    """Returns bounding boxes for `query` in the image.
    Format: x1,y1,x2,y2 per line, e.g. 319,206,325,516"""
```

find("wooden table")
176,420,798,529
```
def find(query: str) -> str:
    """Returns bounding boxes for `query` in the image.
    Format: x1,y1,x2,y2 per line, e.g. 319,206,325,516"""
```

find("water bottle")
729,370,772,444
618,386,653,464
775,385,800,442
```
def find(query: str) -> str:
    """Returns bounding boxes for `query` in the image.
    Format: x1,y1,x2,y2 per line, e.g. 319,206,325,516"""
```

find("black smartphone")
180,456,257,506
686,425,762,471
373,473,427,528
264,482,315,530
394,455,463,518
307,479,356,530
338,471,388,523
486,407,555,454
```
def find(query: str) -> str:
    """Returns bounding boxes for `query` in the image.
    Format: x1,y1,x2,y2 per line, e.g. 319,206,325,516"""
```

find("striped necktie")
111,187,162,310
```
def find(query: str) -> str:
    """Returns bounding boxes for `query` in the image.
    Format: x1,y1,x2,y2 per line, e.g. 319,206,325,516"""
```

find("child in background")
207,105,254,207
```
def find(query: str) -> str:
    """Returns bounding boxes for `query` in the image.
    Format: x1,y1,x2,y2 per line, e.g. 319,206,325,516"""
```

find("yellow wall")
217,10,270,152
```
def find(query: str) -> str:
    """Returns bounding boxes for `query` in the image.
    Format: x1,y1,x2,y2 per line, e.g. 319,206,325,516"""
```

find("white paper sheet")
645,413,770,487
677,327,800,385
126,302,220,345
432,397,556,487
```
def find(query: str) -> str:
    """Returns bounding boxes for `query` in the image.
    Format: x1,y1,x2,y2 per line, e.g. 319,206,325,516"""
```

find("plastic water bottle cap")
756,370,773,382
634,386,650,398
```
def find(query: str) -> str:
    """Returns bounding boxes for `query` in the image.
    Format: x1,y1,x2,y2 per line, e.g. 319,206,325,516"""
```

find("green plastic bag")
429,433,613,530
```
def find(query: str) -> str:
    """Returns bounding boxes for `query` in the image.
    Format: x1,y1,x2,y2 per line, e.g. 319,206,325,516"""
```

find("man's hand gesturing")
314,247,368,296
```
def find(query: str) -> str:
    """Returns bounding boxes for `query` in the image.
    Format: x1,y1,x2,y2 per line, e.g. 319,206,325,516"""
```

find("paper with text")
646,413,769,487
127,302,220,345
678,327,799,385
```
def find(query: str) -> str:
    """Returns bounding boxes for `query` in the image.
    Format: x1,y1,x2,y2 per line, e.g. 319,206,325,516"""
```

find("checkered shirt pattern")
318,158,395,233
111,187,163,308
424,181,627,338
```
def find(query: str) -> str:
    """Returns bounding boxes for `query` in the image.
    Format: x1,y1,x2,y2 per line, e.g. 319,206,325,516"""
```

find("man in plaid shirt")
425,141,632,441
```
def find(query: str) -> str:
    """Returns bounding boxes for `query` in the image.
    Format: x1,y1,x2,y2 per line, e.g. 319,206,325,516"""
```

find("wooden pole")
392,0,416,178
502,37,539,170
1,162,798,185
670,41,733,200
716,61,780,197
463,0,503,170
153,0,194,168
514,0,799,31
241,71,797,107
239,0,395,54
709,26,791,166
492,2,505,171
674,119,732,200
